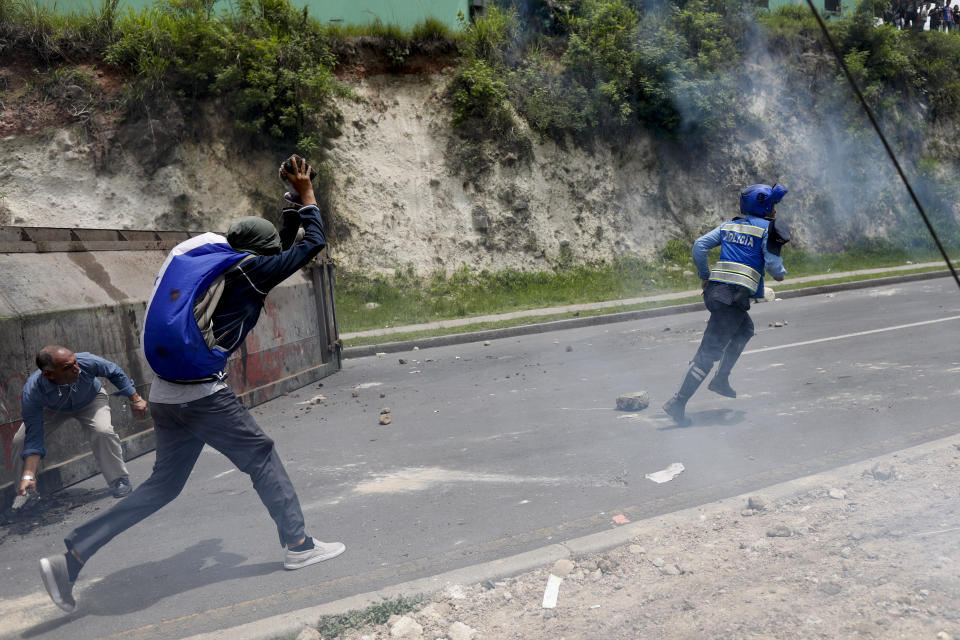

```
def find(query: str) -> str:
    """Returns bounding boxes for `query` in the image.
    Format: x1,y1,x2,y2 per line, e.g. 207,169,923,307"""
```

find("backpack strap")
229,255,268,296
193,254,256,348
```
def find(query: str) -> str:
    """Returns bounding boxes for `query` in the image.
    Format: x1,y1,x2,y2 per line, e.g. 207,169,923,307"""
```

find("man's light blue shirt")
19,352,137,459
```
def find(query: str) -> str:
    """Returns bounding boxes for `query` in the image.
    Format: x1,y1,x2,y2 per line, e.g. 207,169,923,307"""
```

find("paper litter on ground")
541,574,562,608
645,462,685,483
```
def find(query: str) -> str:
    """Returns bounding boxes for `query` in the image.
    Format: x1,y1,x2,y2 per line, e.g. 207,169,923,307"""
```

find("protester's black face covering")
226,217,282,255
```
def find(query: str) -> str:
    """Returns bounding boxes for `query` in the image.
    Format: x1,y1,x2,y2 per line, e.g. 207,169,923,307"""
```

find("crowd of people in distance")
882,0,960,31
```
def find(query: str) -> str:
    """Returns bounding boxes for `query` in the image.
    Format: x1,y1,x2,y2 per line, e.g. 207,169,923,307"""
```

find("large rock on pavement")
616,391,649,411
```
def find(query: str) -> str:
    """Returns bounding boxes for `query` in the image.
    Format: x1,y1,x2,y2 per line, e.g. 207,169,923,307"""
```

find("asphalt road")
2,276,959,640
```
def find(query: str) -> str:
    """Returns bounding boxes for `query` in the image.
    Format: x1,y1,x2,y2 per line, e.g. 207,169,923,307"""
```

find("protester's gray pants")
64,388,306,561
11,389,128,486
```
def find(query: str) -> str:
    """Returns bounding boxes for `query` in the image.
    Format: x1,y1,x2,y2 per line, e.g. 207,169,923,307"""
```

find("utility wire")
803,0,960,291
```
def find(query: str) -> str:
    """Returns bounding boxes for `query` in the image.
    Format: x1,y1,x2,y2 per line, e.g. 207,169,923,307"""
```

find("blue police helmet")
740,183,788,217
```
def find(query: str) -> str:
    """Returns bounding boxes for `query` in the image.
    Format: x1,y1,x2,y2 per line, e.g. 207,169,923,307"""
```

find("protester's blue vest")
142,233,249,381
709,216,770,295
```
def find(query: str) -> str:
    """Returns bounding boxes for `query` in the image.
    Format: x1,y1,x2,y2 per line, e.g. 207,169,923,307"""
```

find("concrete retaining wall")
0,227,340,497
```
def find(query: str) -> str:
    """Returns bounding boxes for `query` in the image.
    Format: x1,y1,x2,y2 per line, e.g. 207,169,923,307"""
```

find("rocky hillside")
1,48,958,276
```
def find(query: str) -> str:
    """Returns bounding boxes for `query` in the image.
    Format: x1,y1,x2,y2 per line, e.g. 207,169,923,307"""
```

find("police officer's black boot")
708,338,748,398
708,372,737,398
663,364,708,426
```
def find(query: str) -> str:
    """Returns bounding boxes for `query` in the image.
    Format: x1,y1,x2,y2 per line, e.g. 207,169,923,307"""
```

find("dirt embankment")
3,49,959,276
320,438,960,640
0,53,280,232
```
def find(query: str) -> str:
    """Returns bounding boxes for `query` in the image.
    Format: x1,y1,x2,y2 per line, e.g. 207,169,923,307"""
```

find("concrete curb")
343,270,951,359
180,427,960,640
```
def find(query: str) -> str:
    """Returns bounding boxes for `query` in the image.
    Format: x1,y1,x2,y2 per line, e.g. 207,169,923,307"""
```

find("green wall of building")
50,0,471,30
304,0,470,29
765,0,852,17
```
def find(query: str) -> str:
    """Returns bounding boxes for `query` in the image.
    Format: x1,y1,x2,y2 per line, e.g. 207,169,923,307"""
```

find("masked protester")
38,157,345,614
663,183,790,426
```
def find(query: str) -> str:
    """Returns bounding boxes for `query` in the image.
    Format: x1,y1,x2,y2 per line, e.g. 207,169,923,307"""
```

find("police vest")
709,216,770,295
142,233,250,381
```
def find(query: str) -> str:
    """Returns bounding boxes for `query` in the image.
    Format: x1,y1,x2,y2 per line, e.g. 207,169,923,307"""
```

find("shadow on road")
22,538,278,637
659,408,746,430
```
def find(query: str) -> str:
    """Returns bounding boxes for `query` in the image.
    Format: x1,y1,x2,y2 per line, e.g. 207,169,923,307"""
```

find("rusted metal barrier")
0,226,340,499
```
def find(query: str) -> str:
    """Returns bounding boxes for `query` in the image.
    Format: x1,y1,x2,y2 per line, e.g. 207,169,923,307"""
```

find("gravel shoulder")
313,435,960,640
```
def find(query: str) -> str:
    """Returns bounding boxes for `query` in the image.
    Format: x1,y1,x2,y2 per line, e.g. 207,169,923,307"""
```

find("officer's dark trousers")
691,281,755,376
64,388,306,562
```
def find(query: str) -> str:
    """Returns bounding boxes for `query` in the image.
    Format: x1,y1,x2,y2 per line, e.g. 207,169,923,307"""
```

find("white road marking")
352,467,581,494
746,315,960,355
213,469,236,479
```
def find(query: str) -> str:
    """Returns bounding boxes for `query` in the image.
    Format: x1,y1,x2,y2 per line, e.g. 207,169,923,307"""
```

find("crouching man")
13,346,146,501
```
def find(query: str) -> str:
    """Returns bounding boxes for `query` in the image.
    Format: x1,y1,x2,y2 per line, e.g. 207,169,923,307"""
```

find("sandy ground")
314,437,960,640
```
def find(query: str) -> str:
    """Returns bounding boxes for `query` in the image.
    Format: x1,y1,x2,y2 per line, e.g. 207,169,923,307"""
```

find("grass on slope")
335,244,955,340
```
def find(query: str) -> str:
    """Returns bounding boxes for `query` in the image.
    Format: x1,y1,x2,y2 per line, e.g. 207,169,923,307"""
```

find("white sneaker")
283,538,345,570
40,555,77,613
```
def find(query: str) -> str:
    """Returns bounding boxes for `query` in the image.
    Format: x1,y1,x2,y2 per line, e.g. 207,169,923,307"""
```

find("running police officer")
663,183,790,426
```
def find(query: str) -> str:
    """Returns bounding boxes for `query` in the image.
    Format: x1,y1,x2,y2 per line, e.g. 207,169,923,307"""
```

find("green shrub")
658,238,693,265
105,0,227,93
460,3,515,63
5,0,479,152
510,53,596,138
454,0,754,140
561,0,637,127
449,5,520,140
102,0,346,150
0,0,121,60
314,595,425,639
450,57,511,129
411,16,453,41
444,0,960,147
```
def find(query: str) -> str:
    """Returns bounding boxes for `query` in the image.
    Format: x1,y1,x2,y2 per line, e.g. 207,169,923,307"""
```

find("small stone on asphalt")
819,581,842,595
766,525,793,538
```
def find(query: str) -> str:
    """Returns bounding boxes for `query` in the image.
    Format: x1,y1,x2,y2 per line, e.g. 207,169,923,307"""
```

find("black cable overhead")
803,0,960,291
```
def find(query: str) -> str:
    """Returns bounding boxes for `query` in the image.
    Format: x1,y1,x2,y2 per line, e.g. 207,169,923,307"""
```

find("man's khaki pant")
11,389,128,486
